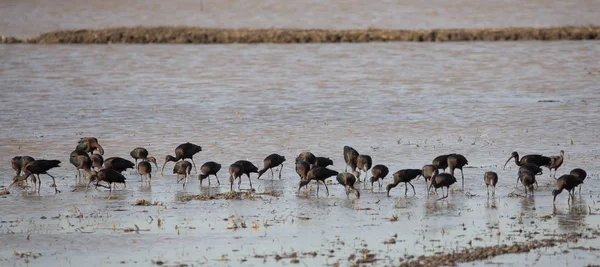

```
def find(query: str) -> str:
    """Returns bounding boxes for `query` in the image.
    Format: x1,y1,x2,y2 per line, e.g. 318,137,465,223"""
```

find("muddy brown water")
1,42,599,266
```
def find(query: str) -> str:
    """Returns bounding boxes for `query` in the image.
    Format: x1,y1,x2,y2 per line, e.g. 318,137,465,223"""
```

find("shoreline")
1,26,599,44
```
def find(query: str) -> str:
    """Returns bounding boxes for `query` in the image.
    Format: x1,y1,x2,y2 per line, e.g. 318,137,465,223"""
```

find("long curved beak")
95,143,104,155
161,162,167,176
503,156,514,170
153,162,159,169
7,181,17,191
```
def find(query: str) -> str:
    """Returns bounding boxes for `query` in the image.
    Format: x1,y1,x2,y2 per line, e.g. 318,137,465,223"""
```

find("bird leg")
190,158,198,174
37,174,42,194
324,181,330,197
278,164,283,180
229,176,234,192
271,168,274,180
183,174,188,190
247,174,253,190
215,174,220,185
461,169,464,189
408,182,416,196
492,186,496,197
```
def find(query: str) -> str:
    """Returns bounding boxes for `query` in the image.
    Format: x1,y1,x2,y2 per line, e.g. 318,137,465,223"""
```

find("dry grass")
1,26,599,44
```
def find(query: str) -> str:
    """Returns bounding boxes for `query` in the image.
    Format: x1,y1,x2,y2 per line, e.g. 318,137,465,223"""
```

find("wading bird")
11,156,35,176
198,161,221,186
515,163,543,187
484,172,498,197
258,154,286,180
70,149,91,184
104,157,135,173
161,142,202,174
20,160,61,194
88,169,126,199
336,172,360,199
421,164,437,185
295,161,310,180
432,155,449,172
552,174,583,204
503,151,551,170
569,168,587,195
428,173,457,200
77,137,104,155
447,154,468,188
356,154,372,184
234,160,259,181
520,170,536,197
343,146,359,174
370,164,389,189
173,160,192,189
91,154,104,171
548,150,564,178
130,147,153,169
229,162,247,192
137,160,153,186
298,167,339,197
314,157,333,168
387,169,421,197
295,152,316,167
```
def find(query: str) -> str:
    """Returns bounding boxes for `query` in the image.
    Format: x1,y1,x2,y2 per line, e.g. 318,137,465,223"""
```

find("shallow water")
1,42,600,266
2,0,600,38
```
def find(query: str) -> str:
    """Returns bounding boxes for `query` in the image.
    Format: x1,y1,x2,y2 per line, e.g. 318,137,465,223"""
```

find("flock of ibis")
6,137,588,204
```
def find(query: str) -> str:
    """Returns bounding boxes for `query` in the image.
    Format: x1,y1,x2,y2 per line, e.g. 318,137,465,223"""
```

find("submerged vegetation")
1,26,599,44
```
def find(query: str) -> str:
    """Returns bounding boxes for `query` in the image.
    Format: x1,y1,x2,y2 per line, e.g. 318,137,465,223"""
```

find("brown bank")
1,26,599,44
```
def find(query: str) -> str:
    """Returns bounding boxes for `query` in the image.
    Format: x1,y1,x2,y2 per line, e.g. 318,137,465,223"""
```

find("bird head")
147,156,159,169
552,189,562,202
298,180,310,194
503,152,519,169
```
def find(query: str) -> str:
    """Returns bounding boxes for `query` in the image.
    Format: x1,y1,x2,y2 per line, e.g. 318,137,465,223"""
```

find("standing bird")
314,157,333,168
370,164,389,189
336,172,360,199
258,154,286,180
91,154,104,171
20,160,62,194
198,161,221,186
130,147,151,169
161,142,202,174
76,137,104,155
386,169,421,197
298,167,339,197
11,156,35,176
343,146,359,174
432,155,449,172
484,172,498,197
569,168,587,195
228,162,247,192
428,173,457,200
137,160,152,186
552,174,584,203
447,154,468,188
421,164,438,184
70,149,92,185
356,155,372,183
173,160,192,189
295,161,311,180
88,169,126,199
548,150,564,178
515,163,543,187
295,152,316,167
234,160,259,181
104,157,135,173
503,151,551,170
519,170,536,197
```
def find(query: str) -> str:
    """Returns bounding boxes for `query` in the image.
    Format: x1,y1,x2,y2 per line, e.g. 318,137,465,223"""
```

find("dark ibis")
356,154,372,184
569,168,587,195
370,164,389,189
343,146,359,174
234,160,259,181
91,154,104,171
503,151,551,170
228,162,248,192
298,167,339,197
76,137,104,155
447,154,468,188
519,170,536,197
387,169,421,197
11,156,35,176
548,150,564,177
552,174,583,203
432,155,449,172
88,169,126,199
173,160,192,189
70,149,91,185
258,154,286,180
484,172,498,197
428,173,457,200
295,161,310,180
295,152,316,167
336,172,360,199
421,164,437,184
198,161,221,186
137,160,152,186
161,142,202,174
130,147,153,169
21,160,61,194
314,157,333,168
515,163,542,187
104,157,135,173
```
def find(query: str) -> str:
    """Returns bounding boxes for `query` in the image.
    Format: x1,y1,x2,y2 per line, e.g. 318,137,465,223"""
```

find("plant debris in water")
180,191,281,201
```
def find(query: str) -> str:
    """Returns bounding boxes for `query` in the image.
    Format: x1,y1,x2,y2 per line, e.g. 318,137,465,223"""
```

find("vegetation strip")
1,26,599,44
